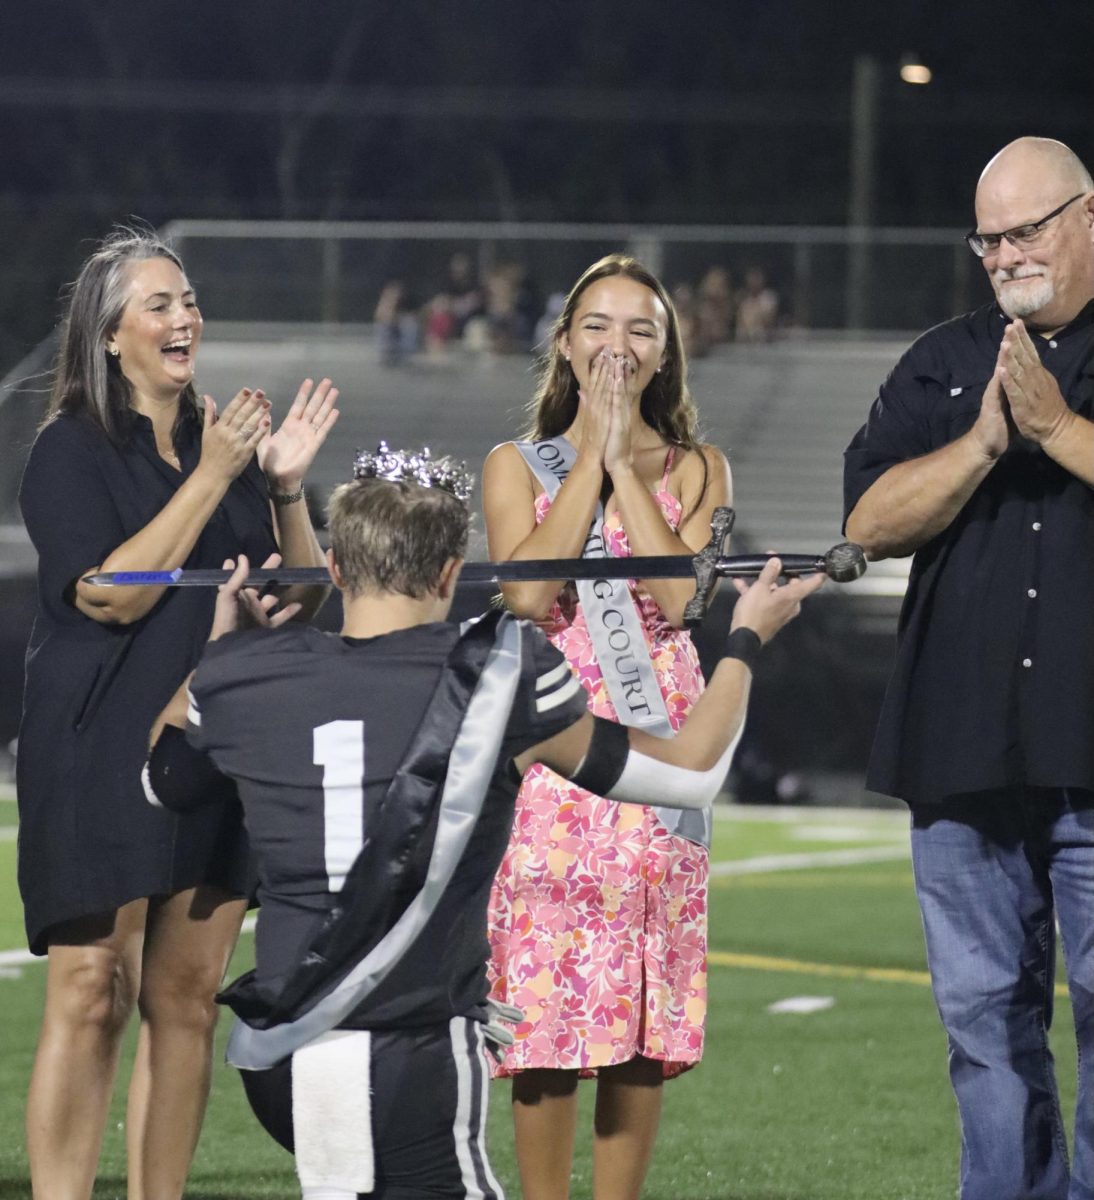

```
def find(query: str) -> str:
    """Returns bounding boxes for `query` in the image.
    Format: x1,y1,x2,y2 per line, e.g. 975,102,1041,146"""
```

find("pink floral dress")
487,453,708,1078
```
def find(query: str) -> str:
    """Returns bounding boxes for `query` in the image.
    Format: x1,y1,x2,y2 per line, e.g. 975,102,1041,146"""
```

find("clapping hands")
998,320,1073,447
257,377,341,492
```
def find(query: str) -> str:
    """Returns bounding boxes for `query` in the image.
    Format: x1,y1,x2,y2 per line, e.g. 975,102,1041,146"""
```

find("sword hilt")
683,506,736,628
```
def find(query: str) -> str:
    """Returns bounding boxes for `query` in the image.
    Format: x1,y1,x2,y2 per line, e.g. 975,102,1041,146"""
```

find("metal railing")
1,218,992,525
0,332,57,523
162,218,989,334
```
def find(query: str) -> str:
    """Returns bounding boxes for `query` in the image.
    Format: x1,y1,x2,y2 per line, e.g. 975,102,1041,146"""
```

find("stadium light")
899,54,932,85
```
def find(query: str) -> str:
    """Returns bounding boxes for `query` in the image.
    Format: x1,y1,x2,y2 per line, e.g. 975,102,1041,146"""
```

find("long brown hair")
526,254,701,451
47,226,200,443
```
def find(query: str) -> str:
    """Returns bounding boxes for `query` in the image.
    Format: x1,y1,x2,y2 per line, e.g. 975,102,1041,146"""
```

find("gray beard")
996,277,1055,319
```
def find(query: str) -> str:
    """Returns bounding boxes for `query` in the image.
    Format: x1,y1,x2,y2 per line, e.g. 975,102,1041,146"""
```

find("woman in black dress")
17,229,338,1199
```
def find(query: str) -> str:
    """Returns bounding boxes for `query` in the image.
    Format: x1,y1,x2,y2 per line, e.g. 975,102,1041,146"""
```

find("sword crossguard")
683,506,736,628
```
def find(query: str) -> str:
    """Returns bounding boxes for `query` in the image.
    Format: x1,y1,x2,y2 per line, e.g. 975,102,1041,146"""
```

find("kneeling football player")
145,447,823,1200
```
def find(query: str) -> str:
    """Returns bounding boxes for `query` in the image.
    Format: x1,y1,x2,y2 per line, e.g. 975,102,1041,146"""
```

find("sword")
81,507,866,627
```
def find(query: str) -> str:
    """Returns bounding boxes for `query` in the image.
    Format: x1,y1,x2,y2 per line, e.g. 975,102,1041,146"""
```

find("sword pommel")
823,542,867,583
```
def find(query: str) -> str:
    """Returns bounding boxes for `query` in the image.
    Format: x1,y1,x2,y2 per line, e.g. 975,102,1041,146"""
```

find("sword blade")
83,555,701,589
82,550,838,590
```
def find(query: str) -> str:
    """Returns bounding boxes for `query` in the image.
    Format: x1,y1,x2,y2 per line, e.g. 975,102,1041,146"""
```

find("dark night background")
1,1,1093,371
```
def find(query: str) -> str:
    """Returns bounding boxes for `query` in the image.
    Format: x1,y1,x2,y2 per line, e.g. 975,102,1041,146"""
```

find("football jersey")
187,615,586,1029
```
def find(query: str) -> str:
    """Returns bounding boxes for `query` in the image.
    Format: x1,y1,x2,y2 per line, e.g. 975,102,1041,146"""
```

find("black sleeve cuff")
146,725,237,812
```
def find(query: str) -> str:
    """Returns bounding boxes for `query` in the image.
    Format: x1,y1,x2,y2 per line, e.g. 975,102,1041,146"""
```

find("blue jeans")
910,788,1094,1200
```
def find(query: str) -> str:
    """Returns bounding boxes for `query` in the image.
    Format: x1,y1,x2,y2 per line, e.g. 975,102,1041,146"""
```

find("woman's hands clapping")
197,388,271,484
257,377,340,493
196,378,340,494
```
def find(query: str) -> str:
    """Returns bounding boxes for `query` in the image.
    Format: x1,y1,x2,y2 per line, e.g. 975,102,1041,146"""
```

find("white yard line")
714,803,906,826
0,913,260,969
710,844,909,877
0,843,912,969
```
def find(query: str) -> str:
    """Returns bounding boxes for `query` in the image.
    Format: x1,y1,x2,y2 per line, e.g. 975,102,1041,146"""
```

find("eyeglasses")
965,193,1085,258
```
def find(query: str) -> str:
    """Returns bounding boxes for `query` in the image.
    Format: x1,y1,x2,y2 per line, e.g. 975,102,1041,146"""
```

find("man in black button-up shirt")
845,137,1094,1200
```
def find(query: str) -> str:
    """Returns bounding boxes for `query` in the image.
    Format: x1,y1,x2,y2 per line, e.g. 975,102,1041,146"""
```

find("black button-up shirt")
843,299,1094,805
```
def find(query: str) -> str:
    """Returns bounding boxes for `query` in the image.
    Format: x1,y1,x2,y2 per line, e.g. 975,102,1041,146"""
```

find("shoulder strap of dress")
660,445,677,491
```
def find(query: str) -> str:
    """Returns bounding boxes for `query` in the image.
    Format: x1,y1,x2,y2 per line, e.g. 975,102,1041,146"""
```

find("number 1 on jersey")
313,720,365,892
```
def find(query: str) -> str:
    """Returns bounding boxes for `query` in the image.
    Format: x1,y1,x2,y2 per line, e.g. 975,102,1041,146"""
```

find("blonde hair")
328,477,469,598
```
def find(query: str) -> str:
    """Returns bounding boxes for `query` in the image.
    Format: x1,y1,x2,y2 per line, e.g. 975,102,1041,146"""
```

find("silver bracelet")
269,485,305,506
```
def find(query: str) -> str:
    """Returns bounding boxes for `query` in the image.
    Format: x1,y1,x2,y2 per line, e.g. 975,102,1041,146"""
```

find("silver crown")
352,442,475,502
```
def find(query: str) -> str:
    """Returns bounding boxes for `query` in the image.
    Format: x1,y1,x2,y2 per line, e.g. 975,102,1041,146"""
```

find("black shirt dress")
17,407,277,953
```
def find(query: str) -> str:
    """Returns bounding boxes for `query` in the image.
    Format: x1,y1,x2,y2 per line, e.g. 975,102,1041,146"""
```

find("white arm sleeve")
604,721,745,810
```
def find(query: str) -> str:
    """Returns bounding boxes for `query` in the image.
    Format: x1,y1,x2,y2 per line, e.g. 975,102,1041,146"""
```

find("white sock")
301,1187,357,1200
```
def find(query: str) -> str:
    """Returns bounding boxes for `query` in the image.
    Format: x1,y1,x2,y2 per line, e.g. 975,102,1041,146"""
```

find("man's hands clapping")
998,319,1074,447
971,319,1075,462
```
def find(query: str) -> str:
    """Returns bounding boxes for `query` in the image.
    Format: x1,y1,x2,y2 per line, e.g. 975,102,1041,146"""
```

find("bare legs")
592,1055,664,1200
26,886,247,1200
27,902,147,1200
127,887,248,1200
512,1069,580,1200
511,1056,665,1200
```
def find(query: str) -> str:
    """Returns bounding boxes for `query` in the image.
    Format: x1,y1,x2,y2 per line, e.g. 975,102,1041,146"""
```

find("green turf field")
0,801,1079,1199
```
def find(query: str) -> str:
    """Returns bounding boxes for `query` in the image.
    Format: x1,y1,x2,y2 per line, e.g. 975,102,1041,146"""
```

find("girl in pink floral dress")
483,254,732,1200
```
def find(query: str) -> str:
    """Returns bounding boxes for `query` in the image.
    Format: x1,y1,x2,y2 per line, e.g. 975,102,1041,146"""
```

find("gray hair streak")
48,225,197,442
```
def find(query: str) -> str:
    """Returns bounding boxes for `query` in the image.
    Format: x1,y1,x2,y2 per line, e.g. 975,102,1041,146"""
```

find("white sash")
516,438,710,847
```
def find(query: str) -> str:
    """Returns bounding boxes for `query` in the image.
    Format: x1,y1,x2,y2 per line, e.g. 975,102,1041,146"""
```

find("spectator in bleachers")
423,292,458,355
480,262,539,354
671,280,707,358
441,250,486,339
373,279,420,365
419,251,486,353
735,266,780,342
696,265,735,346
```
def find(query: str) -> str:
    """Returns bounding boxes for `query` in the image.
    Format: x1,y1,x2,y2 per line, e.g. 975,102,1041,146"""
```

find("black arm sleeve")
568,716,630,797
145,725,238,812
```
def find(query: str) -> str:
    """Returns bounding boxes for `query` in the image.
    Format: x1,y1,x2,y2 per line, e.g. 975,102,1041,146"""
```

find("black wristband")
722,627,762,672
146,725,237,812
569,716,630,797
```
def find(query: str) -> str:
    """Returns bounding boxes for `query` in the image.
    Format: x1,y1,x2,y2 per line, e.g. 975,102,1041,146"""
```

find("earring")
656,365,663,374
107,345,120,358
